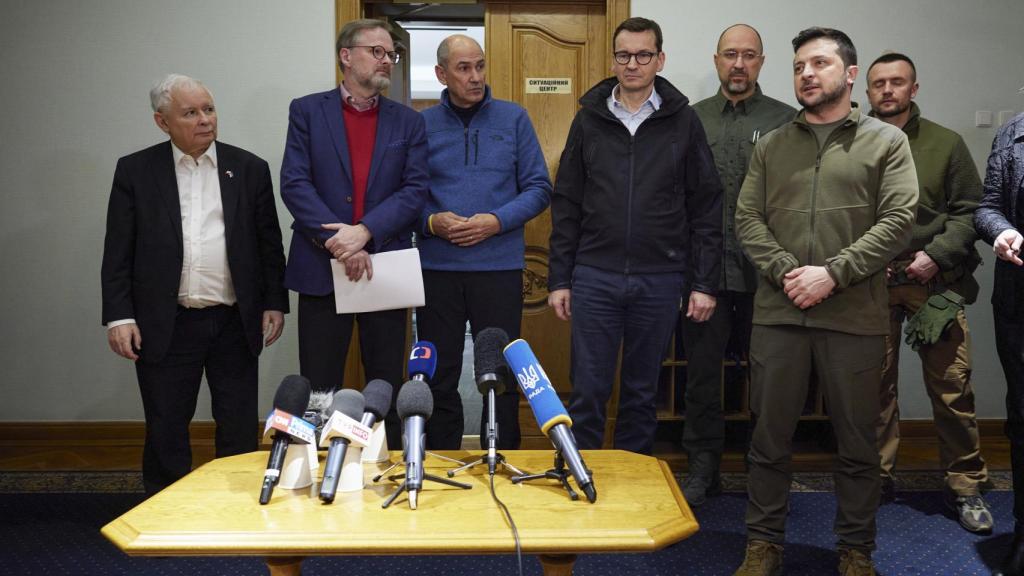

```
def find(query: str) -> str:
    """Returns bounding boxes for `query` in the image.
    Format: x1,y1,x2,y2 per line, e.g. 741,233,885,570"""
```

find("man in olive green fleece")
732,28,918,576
865,52,993,533
682,24,796,507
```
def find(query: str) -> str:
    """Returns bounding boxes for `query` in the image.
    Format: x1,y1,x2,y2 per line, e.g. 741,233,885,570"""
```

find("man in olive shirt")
866,52,992,533
733,28,918,575
683,24,795,507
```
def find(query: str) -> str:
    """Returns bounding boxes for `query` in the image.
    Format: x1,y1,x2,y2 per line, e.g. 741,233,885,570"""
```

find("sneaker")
838,547,876,576
733,539,783,576
946,494,994,533
682,472,722,507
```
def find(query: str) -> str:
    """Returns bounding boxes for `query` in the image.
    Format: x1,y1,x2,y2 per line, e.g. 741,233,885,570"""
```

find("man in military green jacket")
866,52,992,533
733,28,918,576
682,23,795,507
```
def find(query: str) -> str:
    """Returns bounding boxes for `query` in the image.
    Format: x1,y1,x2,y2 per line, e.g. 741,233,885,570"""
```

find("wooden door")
485,1,622,447
337,0,628,446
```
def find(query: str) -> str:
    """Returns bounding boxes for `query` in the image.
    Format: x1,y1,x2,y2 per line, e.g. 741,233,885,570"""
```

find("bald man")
417,35,551,450
682,24,795,506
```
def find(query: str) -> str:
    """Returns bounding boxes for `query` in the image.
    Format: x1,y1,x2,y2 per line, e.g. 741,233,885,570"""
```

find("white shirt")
107,141,235,330
607,84,662,136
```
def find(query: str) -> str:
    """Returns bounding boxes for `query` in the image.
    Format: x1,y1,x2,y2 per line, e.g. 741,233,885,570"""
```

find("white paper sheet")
330,248,424,314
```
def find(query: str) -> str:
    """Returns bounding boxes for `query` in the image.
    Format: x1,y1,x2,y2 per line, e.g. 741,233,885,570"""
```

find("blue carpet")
0,490,1014,575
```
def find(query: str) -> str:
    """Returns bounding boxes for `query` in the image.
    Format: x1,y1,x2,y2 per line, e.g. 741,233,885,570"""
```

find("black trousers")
995,311,1024,528
681,290,754,459
135,305,258,496
416,269,523,451
298,293,407,450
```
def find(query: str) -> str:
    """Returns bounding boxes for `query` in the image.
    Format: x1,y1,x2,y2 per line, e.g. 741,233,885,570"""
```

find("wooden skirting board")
0,419,1010,472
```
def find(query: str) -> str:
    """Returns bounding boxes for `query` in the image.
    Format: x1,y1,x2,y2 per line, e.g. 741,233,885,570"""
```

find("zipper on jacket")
463,128,469,165
473,130,479,165
625,134,635,274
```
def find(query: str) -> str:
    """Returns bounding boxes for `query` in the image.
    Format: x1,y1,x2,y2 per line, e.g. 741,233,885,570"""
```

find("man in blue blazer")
280,19,428,447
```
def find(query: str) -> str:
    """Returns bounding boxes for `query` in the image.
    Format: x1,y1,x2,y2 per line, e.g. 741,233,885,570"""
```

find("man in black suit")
101,74,289,495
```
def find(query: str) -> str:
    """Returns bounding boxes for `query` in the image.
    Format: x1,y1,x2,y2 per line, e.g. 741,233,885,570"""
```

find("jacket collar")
579,75,689,117
793,101,861,129
440,85,492,110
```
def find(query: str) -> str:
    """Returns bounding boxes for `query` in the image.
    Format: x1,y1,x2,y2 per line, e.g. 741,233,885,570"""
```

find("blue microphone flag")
503,339,572,435
408,341,437,380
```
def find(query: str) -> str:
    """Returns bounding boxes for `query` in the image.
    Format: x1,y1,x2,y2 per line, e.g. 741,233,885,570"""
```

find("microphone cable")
488,472,523,576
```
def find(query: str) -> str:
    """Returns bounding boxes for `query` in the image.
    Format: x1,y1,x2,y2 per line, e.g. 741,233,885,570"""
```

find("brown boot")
733,539,783,576
837,547,876,576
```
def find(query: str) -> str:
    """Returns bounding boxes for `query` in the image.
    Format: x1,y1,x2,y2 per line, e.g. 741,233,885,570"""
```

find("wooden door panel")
486,3,608,445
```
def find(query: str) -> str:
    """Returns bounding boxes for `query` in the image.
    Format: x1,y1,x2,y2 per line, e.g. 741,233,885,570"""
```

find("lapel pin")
225,170,234,179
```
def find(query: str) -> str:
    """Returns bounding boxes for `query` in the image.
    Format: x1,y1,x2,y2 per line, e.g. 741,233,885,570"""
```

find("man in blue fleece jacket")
418,34,552,450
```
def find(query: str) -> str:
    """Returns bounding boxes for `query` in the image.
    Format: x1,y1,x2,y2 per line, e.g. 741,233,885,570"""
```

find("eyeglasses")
347,45,401,64
718,50,762,63
613,51,659,65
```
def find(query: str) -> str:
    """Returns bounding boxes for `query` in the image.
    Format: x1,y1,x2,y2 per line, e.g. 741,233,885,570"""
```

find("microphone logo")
516,364,540,391
410,345,433,360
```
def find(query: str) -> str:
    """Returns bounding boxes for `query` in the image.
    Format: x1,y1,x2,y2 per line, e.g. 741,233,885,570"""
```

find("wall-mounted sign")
526,78,571,94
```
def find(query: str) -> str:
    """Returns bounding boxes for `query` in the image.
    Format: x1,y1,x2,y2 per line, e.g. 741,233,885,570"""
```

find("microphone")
503,339,597,503
318,389,366,503
474,327,509,475
259,375,312,505
361,379,394,429
303,389,334,438
397,379,433,510
408,341,437,383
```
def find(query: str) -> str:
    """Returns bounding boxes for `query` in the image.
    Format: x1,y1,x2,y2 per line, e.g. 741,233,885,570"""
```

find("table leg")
266,556,303,576
538,554,577,576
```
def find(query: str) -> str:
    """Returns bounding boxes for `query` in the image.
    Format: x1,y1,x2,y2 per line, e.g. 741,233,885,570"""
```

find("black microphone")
474,327,510,475
259,375,311,505
397,379,432,510
318,389,366,503
361,379,394,429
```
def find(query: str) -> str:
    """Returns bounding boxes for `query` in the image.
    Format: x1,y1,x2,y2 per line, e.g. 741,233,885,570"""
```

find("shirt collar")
339,82,379,111
715,84,764,114
610,84,661,113
171,140,217,167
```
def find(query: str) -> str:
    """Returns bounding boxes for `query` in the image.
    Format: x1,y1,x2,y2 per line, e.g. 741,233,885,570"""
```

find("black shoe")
682,472,721,507
996,532,1024,576
880,477,896,504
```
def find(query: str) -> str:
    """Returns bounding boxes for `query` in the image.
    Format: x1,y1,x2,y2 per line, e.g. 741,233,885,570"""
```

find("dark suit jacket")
101,140,289,363
280,88,429,296
975,113,1024,319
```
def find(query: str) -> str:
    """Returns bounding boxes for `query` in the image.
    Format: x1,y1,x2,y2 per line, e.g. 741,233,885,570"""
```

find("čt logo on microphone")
410,346,433,360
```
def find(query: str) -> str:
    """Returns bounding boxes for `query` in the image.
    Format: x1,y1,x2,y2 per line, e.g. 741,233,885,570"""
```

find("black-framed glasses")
347,45,401,64
614,51,658,65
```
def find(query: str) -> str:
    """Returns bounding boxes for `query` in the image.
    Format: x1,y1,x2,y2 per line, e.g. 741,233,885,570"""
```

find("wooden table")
102,450,698,575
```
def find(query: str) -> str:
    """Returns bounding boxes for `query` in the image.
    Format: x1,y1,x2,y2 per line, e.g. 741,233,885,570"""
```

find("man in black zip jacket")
548,17,722,455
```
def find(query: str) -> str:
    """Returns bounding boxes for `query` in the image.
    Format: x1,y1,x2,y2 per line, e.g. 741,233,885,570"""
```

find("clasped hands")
431,211,500,247
322,222,373,281
783,265,836,310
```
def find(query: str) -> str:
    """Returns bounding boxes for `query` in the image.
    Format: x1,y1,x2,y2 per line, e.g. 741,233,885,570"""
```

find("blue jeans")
567,264,683,454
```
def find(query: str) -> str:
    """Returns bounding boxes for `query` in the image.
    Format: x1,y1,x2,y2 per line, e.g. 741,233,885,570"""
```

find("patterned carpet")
0,469,1016,575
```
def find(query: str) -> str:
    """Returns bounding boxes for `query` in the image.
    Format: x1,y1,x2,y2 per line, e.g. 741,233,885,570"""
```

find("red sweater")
341,102,379,223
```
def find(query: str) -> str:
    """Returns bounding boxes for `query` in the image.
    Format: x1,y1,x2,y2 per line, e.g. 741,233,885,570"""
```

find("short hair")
717,23,764,54
149,74,208,113
613,17,663,53
868,52,917,83
792,27,857,68
437,34,483,68
336,19,394,71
